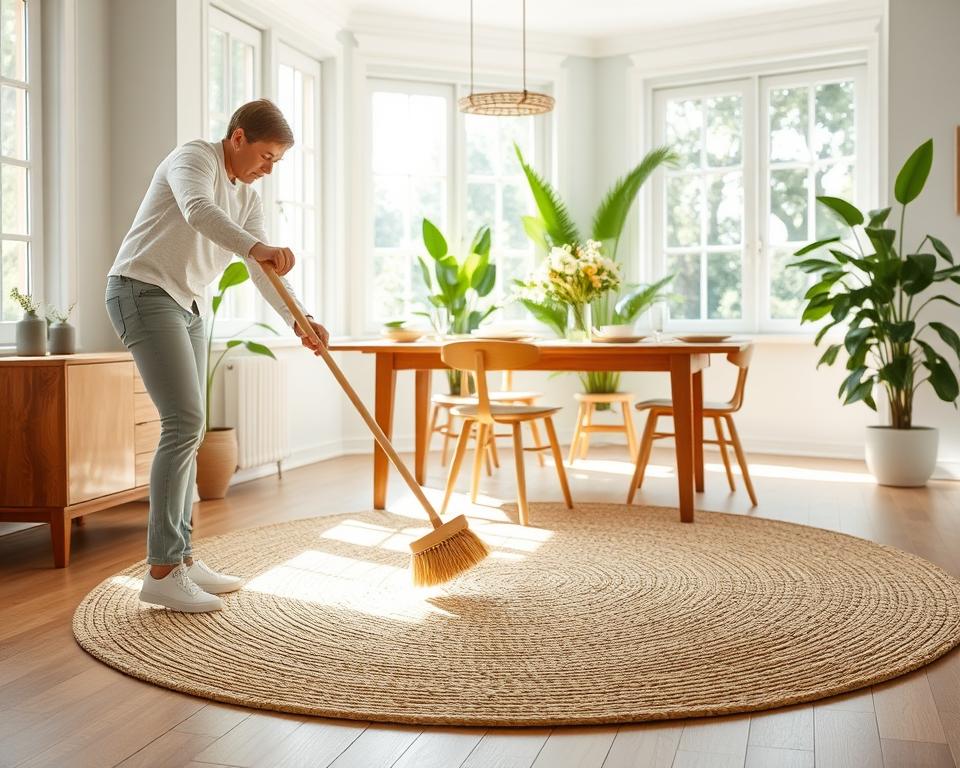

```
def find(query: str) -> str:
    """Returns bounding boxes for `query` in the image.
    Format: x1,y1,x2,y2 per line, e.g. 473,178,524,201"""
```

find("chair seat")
432,391,541,406
451,403,561,422
573,391,634,403
635,398,735,414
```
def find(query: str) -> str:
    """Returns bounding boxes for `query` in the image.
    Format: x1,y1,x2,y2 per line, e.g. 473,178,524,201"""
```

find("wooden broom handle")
256,261,444,529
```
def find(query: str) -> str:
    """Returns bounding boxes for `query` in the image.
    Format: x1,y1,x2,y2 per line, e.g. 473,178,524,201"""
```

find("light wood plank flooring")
2,444,958,768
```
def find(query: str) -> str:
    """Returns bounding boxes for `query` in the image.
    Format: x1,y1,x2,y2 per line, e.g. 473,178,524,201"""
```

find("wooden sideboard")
0,352,161,566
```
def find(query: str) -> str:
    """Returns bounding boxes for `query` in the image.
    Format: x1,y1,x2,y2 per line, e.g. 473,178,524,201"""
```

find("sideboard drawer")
134,391,160,424
135,421,161,454
135,451,155,487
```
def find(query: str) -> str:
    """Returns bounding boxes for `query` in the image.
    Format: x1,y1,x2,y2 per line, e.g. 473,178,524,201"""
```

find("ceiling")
338,0,841,39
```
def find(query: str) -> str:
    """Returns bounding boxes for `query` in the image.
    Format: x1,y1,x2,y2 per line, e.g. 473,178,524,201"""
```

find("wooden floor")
2,443,959,768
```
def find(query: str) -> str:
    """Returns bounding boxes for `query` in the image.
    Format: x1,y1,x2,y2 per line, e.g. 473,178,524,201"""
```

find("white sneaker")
184,559,244,595
139,564,223,613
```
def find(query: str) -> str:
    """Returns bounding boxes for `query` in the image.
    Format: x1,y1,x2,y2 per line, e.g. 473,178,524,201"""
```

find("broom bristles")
411,527,490,587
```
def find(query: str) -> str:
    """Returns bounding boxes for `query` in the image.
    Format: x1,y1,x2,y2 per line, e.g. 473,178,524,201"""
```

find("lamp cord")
469,0,474,96
522,0,527,93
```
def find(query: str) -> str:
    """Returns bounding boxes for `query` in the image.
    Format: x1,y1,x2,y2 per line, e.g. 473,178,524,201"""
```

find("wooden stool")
568,392,638,464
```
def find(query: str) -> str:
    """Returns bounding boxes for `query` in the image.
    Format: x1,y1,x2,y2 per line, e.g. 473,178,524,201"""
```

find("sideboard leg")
50,509,71,568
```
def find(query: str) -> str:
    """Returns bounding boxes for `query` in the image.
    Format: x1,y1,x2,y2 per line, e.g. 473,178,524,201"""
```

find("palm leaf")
518,297,566,338
515,143,580,247
612,275,674,323
592,146,676,259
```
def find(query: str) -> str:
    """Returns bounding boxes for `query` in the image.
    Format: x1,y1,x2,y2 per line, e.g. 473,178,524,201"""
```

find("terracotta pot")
196,427,238,500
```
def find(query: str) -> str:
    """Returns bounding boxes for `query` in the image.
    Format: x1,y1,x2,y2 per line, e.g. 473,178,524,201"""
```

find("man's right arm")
167,144,260,258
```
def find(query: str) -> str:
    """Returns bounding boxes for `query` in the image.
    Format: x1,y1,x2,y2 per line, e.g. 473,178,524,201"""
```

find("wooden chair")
627,345,757,506
568,392,638,464
427,370,544,472
439,341,572,526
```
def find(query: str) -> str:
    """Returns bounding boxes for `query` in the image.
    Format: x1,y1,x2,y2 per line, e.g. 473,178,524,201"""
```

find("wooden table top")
330,338,751,355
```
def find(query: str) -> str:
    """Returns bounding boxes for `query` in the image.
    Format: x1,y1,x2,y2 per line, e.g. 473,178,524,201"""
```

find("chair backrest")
725,344,754,412
441,341,540,423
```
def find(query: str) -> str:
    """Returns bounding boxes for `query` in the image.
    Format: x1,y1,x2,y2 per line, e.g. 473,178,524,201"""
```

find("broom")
256,262,490,587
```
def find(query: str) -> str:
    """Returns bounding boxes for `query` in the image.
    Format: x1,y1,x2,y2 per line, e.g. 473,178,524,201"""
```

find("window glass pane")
769,168,808,243
409,178,444,241
465,115,496,175
815,81,855,159
666,176,701,248
466,181,494,237
208,29,227,127
707,252,741,319
372,92,409,175
499,117,531,176
1,163,28,234
666,253,701,319
373,251,407,319
706,172,742,246
665,99,701,170
303,149,316,206
769,86,809,162
705,95,741,167
0,0,26,81
815,161,854,239
409,95,446,175
1,84,27,160
769,246,810,320
374,176,404,248
278,203,303,251
501,183,528,250
1,238,27,321
230,40,255,111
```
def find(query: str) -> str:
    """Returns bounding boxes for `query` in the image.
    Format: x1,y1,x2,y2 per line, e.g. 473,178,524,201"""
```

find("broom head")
410,514,490,587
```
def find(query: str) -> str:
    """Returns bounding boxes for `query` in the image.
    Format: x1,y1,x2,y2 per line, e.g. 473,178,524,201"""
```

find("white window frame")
1,0,42,344
275,41,322,316
649,63,868,335
361,75,551,334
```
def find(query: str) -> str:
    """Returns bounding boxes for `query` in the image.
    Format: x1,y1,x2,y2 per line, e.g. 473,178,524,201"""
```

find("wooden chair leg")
441,409,454,466
484,432,493,477
627,411,658,504
488,429,500,468
568,403,585,465
426,405,439,467
714,415,736,492
441,420,474,515
470,423,488,503
528,419,546,467
725,415,758,507
580,403,593,459
621,400,638,460
543,417,573,509
511,422,530,526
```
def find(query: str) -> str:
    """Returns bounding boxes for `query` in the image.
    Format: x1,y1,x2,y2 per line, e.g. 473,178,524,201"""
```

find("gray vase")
48,321,76,354
15,311,47,356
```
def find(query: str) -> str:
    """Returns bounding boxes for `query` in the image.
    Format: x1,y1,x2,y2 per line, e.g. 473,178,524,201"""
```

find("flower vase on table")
565,302,592,342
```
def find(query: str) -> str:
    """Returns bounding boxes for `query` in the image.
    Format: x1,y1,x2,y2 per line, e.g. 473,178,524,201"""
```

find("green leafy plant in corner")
205,261,280,431
789,139,960,428
514,143,676,406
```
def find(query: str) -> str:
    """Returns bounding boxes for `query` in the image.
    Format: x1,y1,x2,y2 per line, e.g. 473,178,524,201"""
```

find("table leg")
373,354,396,510
693,369,704,492
415,369,431,485
670,355,695,523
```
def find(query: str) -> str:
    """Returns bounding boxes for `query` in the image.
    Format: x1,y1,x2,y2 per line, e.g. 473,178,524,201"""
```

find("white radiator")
223,356,289,471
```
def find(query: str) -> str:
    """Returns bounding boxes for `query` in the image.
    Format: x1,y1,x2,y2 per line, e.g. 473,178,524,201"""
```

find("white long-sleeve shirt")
109,139,308,327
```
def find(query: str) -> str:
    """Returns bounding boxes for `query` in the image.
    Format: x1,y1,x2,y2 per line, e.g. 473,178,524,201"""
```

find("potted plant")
196,261,279,499
414,218,498,394
790,139,960,486
10,287,46,356
46,300,78,355
514,144,675,406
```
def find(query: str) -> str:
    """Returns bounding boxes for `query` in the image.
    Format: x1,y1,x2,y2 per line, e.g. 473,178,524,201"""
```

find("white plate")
675,334,731,343
592,335,648,343
470,329,533,341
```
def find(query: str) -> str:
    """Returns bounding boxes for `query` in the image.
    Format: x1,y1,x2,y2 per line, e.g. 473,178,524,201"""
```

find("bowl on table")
381,327,425,343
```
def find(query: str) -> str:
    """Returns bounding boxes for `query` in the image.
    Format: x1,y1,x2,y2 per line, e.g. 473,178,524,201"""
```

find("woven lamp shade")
458,90,555,116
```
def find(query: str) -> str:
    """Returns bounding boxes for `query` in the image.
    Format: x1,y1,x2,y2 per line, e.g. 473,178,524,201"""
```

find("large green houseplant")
790,138,960,486
415,218,498,393
197,260,279,499
515,144,675,405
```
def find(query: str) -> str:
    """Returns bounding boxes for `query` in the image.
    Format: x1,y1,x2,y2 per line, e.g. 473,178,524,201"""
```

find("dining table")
329,338,752,522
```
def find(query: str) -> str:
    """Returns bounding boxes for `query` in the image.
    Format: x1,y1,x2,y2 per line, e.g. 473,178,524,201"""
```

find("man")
104,99,329,612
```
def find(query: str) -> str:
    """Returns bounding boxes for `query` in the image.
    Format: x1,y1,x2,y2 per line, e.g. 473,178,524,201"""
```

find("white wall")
886,0,960,472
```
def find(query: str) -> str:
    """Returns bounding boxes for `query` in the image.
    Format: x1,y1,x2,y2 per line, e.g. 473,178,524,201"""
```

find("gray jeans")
104,275,205,565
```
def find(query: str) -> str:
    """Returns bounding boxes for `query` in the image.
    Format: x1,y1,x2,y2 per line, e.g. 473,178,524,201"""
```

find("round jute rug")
73,503,960,726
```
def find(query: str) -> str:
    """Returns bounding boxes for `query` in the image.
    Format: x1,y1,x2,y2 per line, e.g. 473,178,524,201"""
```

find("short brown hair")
225,99,295,146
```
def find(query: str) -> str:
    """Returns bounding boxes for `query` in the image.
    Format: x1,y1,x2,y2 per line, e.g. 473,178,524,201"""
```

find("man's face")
229,130,288,184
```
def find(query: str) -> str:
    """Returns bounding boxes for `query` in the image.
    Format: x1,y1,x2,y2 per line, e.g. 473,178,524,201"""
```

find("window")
276,44,321,313
207,7,261,328
1,0,39,331
652,65,866,332
367,78,547,330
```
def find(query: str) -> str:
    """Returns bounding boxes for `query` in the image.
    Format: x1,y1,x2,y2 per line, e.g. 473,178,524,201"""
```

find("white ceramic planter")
864,426,938,487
